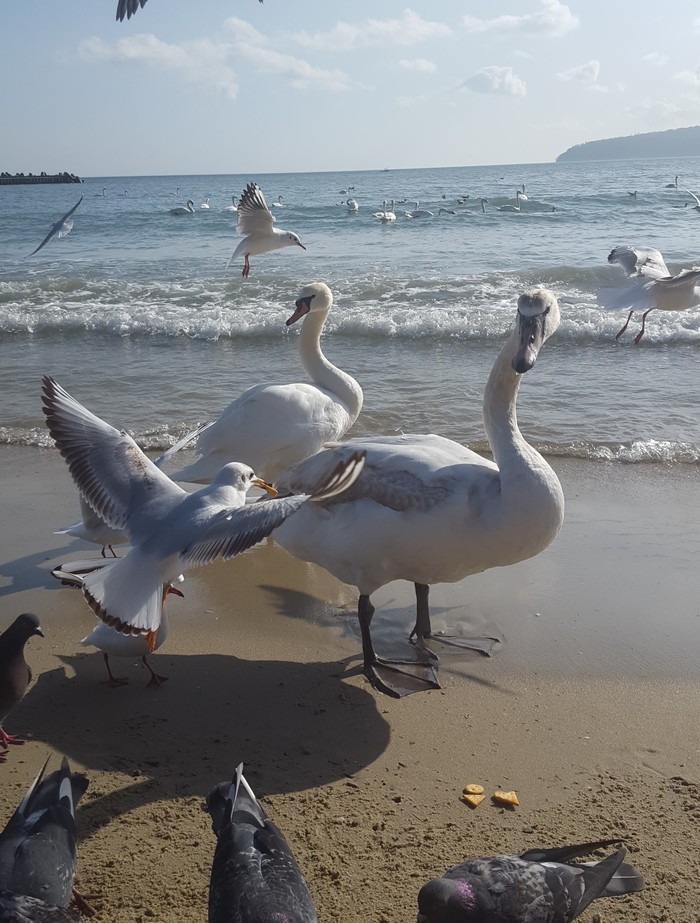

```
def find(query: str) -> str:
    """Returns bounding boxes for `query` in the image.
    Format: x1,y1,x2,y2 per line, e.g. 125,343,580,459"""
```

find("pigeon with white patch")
0,613,43,757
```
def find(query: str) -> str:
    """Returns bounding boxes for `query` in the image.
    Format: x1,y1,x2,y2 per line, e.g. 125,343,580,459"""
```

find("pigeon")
416,839,644,923
0,757,88,910
0,891,82,922
0,614,43,756
41,375,365,641
29,197,83,257
226,183,306,278
206,764,318,923
599,245,700,342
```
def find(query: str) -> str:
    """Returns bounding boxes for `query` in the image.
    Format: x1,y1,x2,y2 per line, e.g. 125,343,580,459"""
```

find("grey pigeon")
206,764,318,923
29,197,83,257
0,613,43,756
416,839,645,923
0,891,82,922
0,756,88,909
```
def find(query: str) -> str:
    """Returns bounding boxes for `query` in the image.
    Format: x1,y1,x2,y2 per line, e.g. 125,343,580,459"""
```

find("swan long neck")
481,331,541,477
298,310,363,422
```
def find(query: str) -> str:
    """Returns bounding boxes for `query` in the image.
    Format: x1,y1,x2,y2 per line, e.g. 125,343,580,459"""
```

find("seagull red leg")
634,308,654,344
614,309,634,341
142,656,168,688
0,727,26,747
102,653,128,687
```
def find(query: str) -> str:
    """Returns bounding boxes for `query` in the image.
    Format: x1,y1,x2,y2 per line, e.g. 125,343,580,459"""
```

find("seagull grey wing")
607,245,669,279
0,893,82,923
236,183,275,235
153,421,214,469
656,266,700,292
597,279,655,312
29,196,83,257
116,0,147,21
41,376,186,532
181,495,310,567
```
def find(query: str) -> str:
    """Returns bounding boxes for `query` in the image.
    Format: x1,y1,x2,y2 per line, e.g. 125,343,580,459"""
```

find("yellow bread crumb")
492,790,520,807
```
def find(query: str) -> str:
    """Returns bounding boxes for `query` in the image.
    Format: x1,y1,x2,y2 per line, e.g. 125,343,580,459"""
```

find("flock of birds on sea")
3,184,675,920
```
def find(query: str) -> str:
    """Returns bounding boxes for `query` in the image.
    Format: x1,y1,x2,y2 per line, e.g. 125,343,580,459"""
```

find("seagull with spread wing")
29,196,83,257
41,376,364,643
226,183,306,278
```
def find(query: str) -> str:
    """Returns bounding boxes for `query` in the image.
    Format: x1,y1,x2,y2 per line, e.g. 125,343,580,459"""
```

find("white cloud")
398,58,437,73
234,43,351,91
79,34,239,99
642,52,667,67
222,17,267,46
557,59,606,91
674,66,700,87
461,65,526,97
292,9,451,51
695,17,700,32
462,0,578,38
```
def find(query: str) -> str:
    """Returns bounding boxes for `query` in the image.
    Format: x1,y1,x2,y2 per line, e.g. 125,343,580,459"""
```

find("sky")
3,0,700,177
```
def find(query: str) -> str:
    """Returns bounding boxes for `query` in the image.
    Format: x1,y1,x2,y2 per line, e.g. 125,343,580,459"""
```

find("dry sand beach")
0,446,699,922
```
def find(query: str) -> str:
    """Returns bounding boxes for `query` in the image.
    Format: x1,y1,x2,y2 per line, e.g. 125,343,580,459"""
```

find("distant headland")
556,126,700,162
0,171,82,186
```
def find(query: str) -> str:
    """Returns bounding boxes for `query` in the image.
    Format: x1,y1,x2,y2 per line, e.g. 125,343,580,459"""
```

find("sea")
1,159,699,467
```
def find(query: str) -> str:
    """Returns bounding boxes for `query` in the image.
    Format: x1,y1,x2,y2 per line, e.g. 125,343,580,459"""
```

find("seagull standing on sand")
164,283,363,485
416,839,644,923
599,245,700,342
29,196,83,257
207,764,318,923
41,375,364,642
0,613,43,757
0,756,88,913
227,183,306,278
274,290,564,698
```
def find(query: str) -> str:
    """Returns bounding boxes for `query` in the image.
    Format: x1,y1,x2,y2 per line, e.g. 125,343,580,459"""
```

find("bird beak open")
286,296,313,326
252,477,278,497
167,586,185,598
512,310,547,374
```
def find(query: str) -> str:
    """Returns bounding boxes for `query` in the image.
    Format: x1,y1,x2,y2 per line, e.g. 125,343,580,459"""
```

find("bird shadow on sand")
17,648,391,836
0,541,74,598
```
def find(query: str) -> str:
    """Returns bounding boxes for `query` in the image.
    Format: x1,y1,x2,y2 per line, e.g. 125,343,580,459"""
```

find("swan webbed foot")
417,632,499,656
365,657,440,698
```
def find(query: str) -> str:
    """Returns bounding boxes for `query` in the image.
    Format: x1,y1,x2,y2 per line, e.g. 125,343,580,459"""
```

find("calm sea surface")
0,159,699,465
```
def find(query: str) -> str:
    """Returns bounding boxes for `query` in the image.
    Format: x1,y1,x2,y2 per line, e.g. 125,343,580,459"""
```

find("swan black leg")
409,583,498,655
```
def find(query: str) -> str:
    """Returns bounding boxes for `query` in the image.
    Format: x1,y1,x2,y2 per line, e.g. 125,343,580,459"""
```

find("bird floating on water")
163,283,363,485
207,764,318,923
274,289,564,697
497,190,526,212
599,245,700,343
29,196,83,257
169,199,195,216
416,838,644,923
41,375,364,642
227,183,306,278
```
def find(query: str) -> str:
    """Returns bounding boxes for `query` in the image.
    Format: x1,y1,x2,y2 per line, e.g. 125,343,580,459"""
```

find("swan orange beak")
286,296,312,326
252,477,278,497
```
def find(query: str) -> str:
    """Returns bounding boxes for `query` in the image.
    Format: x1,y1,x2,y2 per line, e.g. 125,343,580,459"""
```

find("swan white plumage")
41,375,365,641
169,199,195,216
273,289,564,698
346,197,359,212
665,175,679,189
405,201,434,218
224,196,238,213
372,200,396,222
226,183,306,278
166,282,363,484
599,245,700,342
271,194,284,208
497,190,526,212
200,198,210,209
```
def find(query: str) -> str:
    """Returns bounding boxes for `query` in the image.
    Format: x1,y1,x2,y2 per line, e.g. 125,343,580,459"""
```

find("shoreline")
0,445,698,921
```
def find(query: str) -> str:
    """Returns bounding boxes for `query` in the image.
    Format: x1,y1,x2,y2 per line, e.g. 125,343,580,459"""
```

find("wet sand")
0,445,699,922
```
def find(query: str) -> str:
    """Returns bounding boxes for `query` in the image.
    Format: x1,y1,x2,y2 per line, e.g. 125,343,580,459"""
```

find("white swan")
42,375,365,640
169,199,195,216
497,190,526,212
271,194,284,208
372,200,396,222
224,196,238,213
665,175,679,189
599,245,700,343
346,197,359,212
274,289,564,698
166,283,363,484
200,198,210,209
405,201,434,218
226,183,305,278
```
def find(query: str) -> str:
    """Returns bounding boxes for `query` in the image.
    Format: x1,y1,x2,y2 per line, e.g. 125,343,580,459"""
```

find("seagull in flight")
227,182,306,278
29,196,83,257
